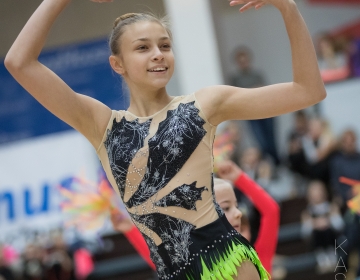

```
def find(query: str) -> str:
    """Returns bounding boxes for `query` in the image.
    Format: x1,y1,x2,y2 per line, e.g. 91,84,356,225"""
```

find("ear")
109,55,125,75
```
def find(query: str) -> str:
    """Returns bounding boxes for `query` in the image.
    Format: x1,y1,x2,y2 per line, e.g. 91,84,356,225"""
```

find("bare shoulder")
195,85,230,125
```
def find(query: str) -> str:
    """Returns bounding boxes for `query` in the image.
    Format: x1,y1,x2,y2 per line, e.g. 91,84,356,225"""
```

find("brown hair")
109,13,172,56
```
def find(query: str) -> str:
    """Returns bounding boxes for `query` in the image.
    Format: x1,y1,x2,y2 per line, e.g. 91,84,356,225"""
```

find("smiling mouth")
148,67,168,73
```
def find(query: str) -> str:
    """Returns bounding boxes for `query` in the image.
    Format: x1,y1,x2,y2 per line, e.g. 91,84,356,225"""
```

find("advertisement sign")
0,131,102,250
0,37,128,145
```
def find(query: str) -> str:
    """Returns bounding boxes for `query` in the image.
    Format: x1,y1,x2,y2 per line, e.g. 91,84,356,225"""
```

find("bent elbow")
315,83,327,101
4,54,33,78
304,86,327,107
4,55,22,74
313,88,327,105
4,55,13,71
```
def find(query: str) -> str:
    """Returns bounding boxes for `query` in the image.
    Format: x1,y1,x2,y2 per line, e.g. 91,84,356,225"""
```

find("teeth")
149,68,166,72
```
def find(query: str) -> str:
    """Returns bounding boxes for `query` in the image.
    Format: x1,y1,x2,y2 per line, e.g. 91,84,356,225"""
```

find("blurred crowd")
0,229,94,280
315,31,360,84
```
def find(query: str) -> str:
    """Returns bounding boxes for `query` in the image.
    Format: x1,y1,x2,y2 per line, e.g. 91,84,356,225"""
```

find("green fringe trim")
187,241,271,280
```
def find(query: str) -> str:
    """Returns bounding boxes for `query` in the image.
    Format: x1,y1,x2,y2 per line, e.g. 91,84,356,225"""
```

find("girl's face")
215,183,242,233
307,181,327,205
115,21,175,91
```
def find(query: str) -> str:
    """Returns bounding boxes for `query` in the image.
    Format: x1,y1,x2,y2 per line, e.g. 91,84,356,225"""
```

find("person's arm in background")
217,160,280,273
110,209,155,270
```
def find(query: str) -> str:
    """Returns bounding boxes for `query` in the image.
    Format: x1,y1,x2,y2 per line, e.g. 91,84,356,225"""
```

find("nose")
235,208,242,219
152,47,164,61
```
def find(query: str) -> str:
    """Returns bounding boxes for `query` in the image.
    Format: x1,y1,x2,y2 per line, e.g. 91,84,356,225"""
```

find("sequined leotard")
97,93,269,280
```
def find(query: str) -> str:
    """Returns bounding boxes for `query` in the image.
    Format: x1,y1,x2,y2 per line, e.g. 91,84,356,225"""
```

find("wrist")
276,0,297,15
233,170,243,183
123,224,136,235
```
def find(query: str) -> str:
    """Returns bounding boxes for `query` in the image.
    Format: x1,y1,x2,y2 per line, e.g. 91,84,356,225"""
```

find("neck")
127,85,172,117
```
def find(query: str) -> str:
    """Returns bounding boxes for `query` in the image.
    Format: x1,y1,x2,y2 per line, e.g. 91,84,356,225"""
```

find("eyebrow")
219,200,232,204
132,37,170,43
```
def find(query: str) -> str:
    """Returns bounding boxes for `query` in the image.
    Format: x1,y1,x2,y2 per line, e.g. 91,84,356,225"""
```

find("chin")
149,80,170,89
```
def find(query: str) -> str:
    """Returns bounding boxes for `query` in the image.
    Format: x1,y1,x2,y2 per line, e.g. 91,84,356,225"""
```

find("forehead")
122,21,169,43
214,183,236,202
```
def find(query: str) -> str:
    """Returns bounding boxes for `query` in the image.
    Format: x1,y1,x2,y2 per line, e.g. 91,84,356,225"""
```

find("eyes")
223,207,230,212
220,202,239,213
136,44,171,51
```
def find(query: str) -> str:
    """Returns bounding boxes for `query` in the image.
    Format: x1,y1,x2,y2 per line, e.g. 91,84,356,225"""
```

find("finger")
255,2,266,9
239,1,260,12
229,0,245,6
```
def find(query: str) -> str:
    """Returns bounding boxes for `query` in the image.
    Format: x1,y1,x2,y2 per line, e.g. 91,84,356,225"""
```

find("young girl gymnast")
5,0,326,278
217,161,280,275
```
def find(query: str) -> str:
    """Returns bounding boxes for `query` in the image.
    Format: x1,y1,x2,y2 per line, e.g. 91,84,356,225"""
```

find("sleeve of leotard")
124,225,156,270
234,172,280,274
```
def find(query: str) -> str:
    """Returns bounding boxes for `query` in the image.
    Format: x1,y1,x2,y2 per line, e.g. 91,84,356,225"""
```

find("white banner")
0,131,103,251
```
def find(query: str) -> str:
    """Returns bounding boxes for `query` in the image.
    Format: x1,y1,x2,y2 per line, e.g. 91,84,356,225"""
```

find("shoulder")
194,86,224,123
95,109,125,152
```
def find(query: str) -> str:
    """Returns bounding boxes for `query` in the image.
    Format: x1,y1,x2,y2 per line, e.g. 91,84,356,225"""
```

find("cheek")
224,210,235,221
168,53,175,67
124,54,147,73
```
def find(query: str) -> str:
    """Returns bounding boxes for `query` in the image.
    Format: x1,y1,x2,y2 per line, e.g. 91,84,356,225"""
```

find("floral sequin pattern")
131,213,195,268
155,182,208,210
142,234,168,279
104,117,151,200
126,101,206,208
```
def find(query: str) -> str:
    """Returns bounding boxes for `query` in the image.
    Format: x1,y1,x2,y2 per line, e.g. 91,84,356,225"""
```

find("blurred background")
1,0,360,279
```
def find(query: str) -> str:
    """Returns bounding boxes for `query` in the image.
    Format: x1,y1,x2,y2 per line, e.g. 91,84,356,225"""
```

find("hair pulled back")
109,13,172,56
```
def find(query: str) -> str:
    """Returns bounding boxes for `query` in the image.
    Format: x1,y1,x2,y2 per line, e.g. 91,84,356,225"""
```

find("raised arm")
4,0,112,148
196,0,326,125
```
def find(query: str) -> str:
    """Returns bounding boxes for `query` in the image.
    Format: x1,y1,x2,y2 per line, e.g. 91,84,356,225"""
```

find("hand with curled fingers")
229,0,295,12
217,160,243,183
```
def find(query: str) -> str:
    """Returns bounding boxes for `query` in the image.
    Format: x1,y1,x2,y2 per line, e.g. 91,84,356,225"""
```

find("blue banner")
0,37,129,145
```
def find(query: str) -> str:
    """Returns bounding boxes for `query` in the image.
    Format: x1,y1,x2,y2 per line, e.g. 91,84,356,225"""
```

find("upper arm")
196,83,326,125
5,60,112,148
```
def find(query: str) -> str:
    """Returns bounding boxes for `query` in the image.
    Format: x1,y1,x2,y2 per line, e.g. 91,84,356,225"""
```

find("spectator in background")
288,117,337,189
287,110,309,176
240,147,274,190
330,129,360,211
301,180,344,272
44,234,74,280
218,120,243,164
303,118,336,185
316,32,350,83
230,46,279,165
342,212,360,280
330,130,360,278
22,244,46,280
0,245,14,280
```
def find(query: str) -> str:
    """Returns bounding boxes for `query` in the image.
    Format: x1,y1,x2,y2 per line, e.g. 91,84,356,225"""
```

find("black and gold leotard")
97,93,269,280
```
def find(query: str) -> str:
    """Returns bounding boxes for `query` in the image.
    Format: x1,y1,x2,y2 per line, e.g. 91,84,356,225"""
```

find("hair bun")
113,13,140,29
